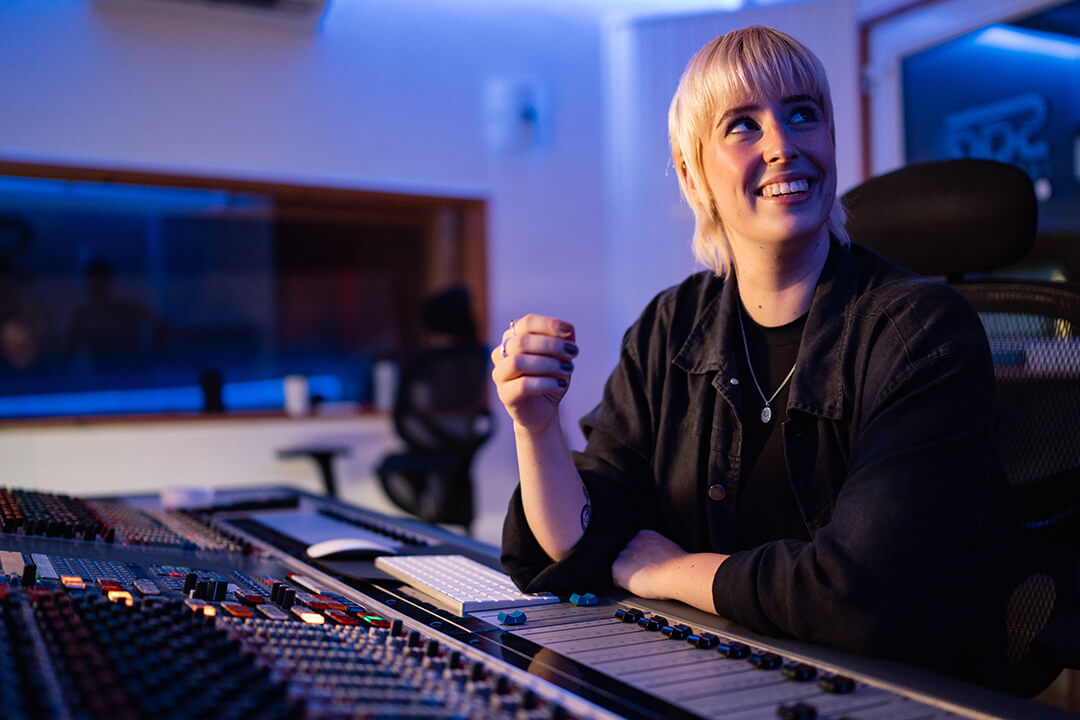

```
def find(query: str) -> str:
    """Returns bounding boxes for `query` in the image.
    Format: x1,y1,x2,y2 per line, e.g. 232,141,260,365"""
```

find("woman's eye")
726,117,759,135
790,106,819,124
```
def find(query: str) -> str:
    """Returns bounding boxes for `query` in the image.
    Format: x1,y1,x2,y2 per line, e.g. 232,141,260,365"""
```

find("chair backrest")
843,159,1080,545
392,344,493,455
842,158,1037,280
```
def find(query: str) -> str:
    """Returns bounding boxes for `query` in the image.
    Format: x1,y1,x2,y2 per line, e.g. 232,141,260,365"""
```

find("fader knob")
782,662,817,682
661,623,691,640
718,641,750,659
749,651,783,670
638,615,666,631
688,632,719,649
212,580,228,602
778,701,817,720
817,673,856,694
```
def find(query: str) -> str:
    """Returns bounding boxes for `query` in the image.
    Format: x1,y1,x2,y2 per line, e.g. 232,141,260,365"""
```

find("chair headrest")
842,159,1037,277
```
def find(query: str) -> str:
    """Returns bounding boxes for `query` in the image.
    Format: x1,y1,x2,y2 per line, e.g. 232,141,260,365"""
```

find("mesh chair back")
955,281,1080,545
378,344,493,531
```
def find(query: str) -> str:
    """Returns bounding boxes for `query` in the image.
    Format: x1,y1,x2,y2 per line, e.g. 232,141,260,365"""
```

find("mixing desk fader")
0,485,1067,719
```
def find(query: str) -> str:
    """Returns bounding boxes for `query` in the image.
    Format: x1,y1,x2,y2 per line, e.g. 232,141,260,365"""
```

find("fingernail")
557,379,567,388
565,343,578,355
559,322,573,336
559,362,573,371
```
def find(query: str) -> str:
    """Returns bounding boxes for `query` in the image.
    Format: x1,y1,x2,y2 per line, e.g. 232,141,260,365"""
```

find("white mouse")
306,537,395,560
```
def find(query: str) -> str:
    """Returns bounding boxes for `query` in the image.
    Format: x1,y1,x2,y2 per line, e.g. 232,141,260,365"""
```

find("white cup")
373,360,398,412
283,375,310,416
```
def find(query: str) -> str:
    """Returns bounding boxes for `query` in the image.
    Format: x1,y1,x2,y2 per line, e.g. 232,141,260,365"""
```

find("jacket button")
707,484,727,501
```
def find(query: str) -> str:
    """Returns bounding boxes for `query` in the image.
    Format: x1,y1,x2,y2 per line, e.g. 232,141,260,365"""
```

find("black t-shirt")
734,306,810,550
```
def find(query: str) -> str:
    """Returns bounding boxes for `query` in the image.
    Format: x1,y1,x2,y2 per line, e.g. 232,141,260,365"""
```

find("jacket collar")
672,239,853,421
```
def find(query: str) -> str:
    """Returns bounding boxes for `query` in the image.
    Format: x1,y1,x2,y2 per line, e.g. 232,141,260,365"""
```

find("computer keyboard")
374,554,561,615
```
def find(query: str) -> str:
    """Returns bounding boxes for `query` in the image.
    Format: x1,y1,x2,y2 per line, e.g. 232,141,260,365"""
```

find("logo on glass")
943,93,1051,183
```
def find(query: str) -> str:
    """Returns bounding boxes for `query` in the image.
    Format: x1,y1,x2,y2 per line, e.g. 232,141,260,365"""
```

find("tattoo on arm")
580,484,592,532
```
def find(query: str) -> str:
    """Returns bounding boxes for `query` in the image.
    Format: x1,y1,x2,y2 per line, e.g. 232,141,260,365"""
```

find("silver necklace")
736,303,796,424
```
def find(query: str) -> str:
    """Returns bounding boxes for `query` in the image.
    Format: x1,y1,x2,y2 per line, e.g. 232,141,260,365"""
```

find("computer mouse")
306,537,395,560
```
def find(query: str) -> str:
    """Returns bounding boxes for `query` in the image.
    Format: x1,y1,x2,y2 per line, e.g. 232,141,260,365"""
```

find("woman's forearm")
612,529,726,614
515,417,590,561
661,552,727,614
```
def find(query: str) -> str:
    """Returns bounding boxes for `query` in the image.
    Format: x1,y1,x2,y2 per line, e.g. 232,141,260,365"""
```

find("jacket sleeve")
711,283,1022,682
501,315,664,595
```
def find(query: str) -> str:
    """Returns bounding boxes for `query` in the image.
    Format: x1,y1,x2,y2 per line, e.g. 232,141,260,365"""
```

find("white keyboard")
374,554,561,615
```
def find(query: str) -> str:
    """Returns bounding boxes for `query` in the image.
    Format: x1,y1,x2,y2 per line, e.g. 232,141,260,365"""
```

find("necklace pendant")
760,406,772,423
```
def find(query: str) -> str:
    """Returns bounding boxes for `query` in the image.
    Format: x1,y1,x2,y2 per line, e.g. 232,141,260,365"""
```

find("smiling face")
669,26,849,277
699,90,836,255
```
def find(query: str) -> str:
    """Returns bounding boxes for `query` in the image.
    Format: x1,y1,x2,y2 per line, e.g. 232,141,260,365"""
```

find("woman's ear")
680,160,696,191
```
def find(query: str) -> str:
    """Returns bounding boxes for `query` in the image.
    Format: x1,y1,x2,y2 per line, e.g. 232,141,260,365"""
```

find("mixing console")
0,486,1066,719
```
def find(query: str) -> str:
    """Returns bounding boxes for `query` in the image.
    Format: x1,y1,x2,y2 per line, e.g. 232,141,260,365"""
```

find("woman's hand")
491,314,577,435
611,529,688,599
613,530,728,613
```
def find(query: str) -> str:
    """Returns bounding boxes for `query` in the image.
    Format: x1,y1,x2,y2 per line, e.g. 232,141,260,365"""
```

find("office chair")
843,158,1080,694
375,287,493,534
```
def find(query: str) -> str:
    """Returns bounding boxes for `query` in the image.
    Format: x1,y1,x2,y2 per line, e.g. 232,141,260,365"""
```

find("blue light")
0,386,204,418
973,25,1080,60
223,375,343,410
0,375,343,418
0,175,268,212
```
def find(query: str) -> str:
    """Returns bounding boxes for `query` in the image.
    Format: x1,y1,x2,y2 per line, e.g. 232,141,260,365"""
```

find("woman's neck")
731,229,830,327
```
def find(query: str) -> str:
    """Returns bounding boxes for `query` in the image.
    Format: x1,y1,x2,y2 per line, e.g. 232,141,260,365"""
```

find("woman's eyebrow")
716,103,759,127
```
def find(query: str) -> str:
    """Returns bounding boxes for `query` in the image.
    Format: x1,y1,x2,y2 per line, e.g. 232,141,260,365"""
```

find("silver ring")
510,319,517,336
501,337,509,358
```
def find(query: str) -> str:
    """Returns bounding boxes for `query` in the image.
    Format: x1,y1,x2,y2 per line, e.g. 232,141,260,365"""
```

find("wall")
0,0,859,545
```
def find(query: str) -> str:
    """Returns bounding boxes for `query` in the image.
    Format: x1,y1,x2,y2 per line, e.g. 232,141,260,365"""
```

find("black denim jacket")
503,241,1027,684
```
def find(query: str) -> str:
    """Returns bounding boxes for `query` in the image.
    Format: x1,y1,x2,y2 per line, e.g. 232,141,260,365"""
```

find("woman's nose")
763,123,798,164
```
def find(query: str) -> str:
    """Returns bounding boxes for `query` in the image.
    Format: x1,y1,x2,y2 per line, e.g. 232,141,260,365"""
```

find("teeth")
761,178,809,197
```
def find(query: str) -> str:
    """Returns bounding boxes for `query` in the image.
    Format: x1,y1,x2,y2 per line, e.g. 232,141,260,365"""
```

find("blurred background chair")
375,286,493,534
843,158,1080,694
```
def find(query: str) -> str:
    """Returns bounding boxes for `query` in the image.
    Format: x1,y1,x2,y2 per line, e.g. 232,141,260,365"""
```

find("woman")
492,25,1027,686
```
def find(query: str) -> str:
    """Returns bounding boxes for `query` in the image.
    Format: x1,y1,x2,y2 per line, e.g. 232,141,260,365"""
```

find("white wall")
0,0,859,545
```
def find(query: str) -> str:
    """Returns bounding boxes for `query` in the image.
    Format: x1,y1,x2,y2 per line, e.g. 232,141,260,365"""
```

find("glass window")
0,170,485,420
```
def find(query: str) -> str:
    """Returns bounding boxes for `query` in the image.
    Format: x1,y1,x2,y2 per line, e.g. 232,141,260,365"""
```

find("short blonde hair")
668,25,849,277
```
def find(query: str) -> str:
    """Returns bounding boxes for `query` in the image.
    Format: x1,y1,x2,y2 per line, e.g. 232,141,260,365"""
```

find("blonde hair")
668,25,849,277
